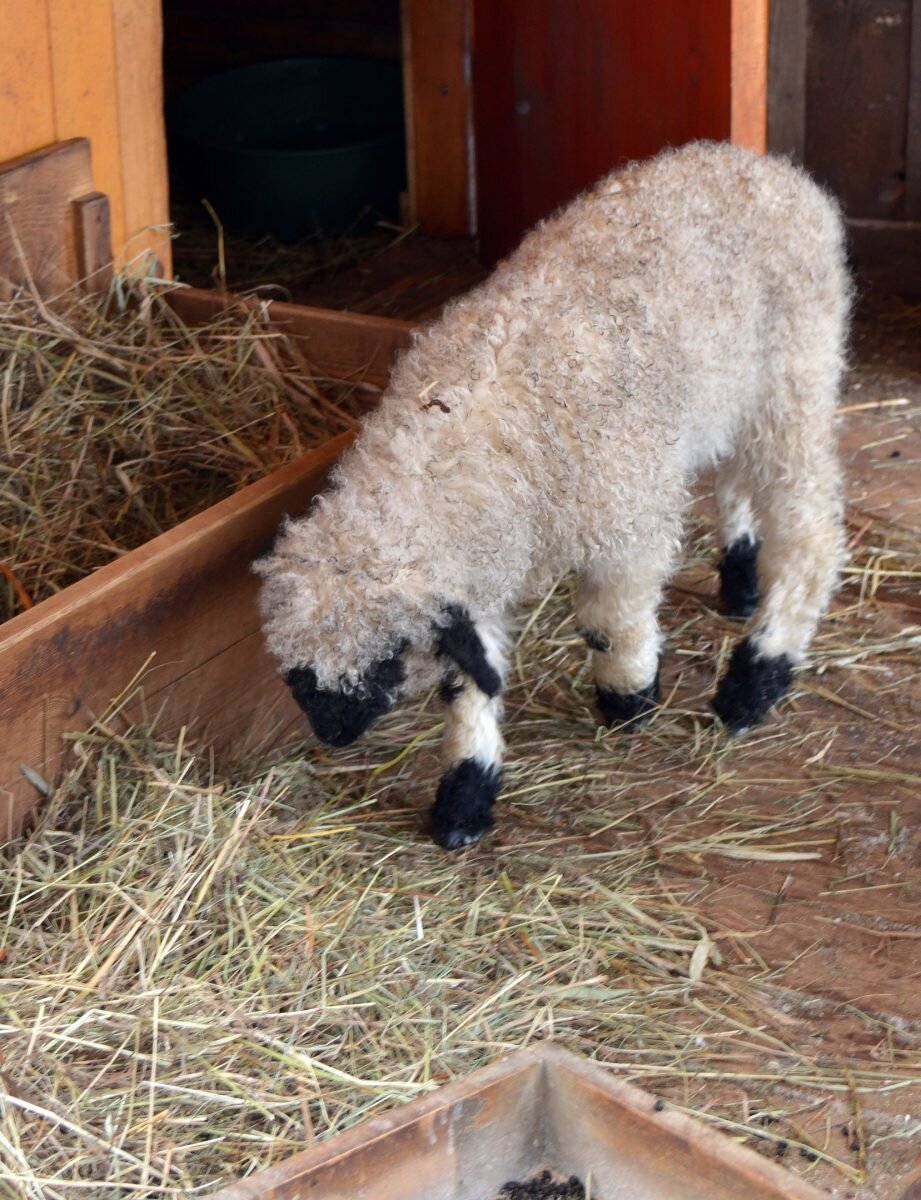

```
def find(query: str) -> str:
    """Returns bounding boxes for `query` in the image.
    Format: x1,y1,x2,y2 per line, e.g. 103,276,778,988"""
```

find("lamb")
255,141,850,850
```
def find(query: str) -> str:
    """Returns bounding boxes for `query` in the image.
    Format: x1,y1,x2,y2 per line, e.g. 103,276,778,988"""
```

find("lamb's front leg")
576,552,672,731
430,610,509,850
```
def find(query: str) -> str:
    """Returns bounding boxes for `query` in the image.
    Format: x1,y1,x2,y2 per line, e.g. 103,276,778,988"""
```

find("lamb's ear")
435,606,502,697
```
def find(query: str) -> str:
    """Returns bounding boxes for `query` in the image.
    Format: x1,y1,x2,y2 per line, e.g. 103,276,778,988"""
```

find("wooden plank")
731,0,769,152
543,1046,826,1200
806,0,912,220
847,217,921,297
472,0,732,263
402,0,473,236
0,139,94,296
766,0,807,159
0,434,351,840
0,0,55,162
167,288,416,388
47,0,127,256
907,0,921,218
73,191,114,295
112,0,171,274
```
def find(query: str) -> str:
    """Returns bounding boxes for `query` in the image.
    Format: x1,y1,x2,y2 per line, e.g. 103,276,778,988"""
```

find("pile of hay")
2,485,920,1197
0,279,369,623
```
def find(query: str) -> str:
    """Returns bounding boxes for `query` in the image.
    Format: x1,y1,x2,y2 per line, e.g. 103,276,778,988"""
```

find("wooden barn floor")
169,207,489,321
662,298,921,1197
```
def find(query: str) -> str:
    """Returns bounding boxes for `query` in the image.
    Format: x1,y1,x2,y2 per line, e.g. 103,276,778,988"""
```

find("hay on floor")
1,487,919,1198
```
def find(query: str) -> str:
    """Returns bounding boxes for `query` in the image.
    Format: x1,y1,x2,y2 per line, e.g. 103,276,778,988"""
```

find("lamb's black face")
285,648,407,748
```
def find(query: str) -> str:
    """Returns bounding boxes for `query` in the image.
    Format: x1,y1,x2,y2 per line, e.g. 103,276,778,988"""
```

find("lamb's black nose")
285,666,390,747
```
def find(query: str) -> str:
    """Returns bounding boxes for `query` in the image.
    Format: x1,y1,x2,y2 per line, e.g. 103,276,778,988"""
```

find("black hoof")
712,638,794,733
430,758,501,850
719,535,761,620
597,671,660,731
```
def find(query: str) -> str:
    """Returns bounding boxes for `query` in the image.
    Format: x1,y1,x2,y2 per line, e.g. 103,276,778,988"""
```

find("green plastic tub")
169,58,406,241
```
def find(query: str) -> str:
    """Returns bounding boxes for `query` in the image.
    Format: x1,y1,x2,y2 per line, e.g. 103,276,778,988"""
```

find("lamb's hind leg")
577,538,678,730
716,450,761,620
430,611,509,849
713,414,844,733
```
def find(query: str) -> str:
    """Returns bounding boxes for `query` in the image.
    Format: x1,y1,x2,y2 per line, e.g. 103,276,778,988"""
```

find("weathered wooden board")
210,1044,824,1200
168,288,416,388
848,218,921,298
767,0,807,159
806,0,912,221
73,191,114,295
0,139,95,295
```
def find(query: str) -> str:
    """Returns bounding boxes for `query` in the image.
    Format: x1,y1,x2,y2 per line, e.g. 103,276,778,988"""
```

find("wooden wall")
770,0,920,219
472,0,750,261
404,0,767,246
0,0,170,274
768,0,921,295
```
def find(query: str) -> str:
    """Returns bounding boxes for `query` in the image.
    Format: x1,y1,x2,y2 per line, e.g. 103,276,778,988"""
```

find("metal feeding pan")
211,1043,824,1200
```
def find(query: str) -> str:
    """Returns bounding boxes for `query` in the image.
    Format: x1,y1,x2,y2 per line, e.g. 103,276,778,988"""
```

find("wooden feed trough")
210,1044,824,1200
0,289,414,839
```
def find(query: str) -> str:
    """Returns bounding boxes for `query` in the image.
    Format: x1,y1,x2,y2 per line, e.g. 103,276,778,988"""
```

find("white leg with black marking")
715,451,761,620
431,612,510,849
713,407,845,733
576,548,675,730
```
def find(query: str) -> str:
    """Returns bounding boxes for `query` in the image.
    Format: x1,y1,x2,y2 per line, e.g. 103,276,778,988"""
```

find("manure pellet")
494,1169,586,1199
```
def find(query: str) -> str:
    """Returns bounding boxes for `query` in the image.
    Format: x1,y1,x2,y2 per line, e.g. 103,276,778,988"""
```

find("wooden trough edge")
2,295,416,840
167,286,418,389
0,432,351,839
209,1043,827,1200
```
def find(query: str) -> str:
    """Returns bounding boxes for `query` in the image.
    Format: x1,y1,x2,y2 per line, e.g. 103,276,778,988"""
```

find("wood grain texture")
0,0,55,162
0,139,93,295
806,0,912,221
0,435,350,841
767,0,807,158
472,0,733,262
48,0,126,254
112,0,171,274
0,0,171,272
73,191,114,295
847,218,921,297
167,288,416,387
731,0,769,152
402,0,472,236
907,0,921,218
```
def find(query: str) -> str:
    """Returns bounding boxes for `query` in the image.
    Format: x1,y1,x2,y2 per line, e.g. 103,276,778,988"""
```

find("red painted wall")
473,0,732,261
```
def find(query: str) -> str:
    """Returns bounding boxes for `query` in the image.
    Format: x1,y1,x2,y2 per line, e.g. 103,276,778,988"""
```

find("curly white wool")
258,141,849,698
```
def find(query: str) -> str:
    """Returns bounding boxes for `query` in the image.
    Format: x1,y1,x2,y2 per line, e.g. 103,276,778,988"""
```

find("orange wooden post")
731,0,769,153
402,0,473,236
